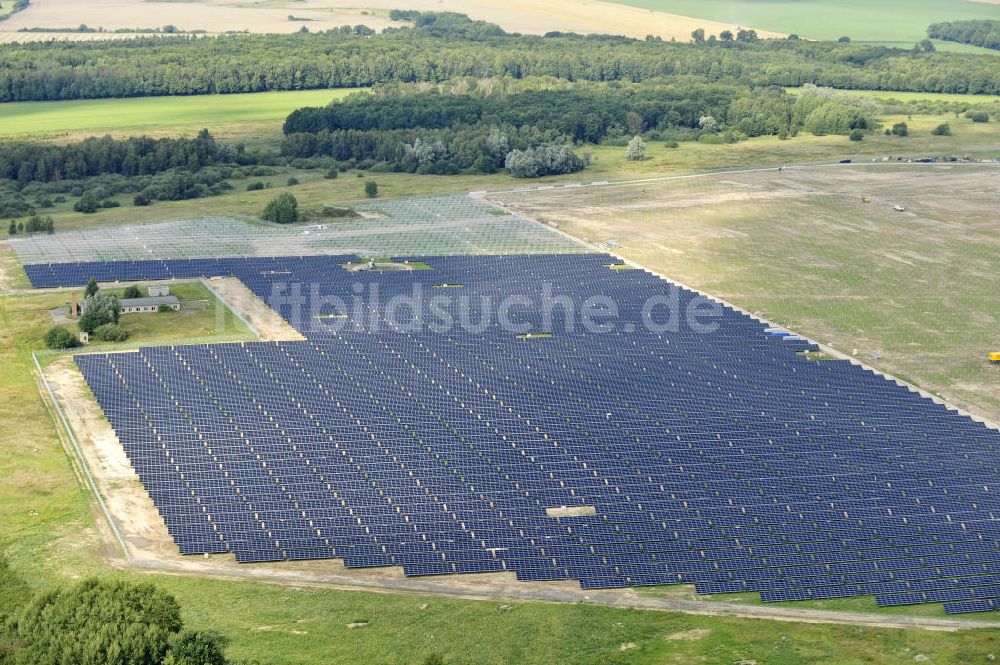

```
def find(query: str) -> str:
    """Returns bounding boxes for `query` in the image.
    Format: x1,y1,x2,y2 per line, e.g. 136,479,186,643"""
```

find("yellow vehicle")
990,352,1000,364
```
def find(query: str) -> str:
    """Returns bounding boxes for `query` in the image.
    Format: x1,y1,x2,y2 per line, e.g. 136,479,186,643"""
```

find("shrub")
85,277,99,298
286,177,300,186
364,181,379,198
970,111,990,123
931,123,951,136
164,630,228,665
260,192,300,224
73,192,100,214
891,122,909,136
625,135,647,161
849,129,864,141
157,304,174,313
11,579,181,665
505,146,585,178
94,323,129,343
246,181,265,191
324,167,339,179
133,193,151,206
123,285,142,299
44,326,80,350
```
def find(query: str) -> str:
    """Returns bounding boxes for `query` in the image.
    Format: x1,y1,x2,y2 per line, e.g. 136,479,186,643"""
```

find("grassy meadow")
32,281,256,359
608,0,1000,47
501,162,1000,423
0,88,365,140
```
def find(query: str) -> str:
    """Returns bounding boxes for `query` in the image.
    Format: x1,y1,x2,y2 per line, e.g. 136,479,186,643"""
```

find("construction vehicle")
990,352,1000,365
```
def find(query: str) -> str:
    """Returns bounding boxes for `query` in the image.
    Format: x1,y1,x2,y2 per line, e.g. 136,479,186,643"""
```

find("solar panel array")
9,195,585,267
41,253,999,615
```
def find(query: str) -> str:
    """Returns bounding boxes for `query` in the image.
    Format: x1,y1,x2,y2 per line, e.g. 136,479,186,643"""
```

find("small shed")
148,285,171,297
120,296,181,314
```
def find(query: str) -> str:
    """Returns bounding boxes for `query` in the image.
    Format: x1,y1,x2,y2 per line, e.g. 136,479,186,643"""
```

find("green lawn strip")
0,88,366,139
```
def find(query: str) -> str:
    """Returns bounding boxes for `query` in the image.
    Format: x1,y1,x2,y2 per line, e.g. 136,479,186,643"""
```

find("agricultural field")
0,88,364,141
609,0,1000,47
496,163,1000,424
0,0,776,42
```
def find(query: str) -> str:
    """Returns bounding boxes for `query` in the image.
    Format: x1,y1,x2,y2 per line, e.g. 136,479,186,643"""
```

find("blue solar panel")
39,253,997,615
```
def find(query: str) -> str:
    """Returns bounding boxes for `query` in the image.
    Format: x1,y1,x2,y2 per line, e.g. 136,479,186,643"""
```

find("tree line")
0,130,224,184
2,14,1000,102
928,20,1000,51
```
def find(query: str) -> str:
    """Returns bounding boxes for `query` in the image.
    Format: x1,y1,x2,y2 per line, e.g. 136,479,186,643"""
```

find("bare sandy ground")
203,277,305,342
0,0,779,41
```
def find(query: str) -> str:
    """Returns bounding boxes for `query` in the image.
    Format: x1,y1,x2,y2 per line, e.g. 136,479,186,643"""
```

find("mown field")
499,163,1000,424
608,0,1000,47
0,88,364,140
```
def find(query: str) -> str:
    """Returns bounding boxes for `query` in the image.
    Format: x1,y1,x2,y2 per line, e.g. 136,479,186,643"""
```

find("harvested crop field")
0,0,779,41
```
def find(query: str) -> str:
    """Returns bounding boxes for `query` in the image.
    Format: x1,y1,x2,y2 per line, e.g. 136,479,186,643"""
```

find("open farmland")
0,0,778,42
0,88,363,140
608,0,1000,47
495,164,1000,425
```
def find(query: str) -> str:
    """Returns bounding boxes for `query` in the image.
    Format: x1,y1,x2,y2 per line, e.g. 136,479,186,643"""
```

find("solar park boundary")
475,189,1000,436
32,352,132,562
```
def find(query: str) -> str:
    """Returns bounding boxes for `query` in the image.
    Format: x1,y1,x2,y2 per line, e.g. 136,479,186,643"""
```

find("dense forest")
928,20,1000,51
2,13,1000,101
279,83,875,174
0,130,228,184
0,130,283,217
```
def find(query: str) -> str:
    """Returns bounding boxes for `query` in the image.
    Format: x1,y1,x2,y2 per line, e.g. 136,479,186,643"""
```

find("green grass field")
787,87,1000,106
609,0,1000,46
0,88,365,140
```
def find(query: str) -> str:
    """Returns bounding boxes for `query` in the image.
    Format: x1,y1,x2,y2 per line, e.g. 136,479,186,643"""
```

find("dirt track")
203,277,305,342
